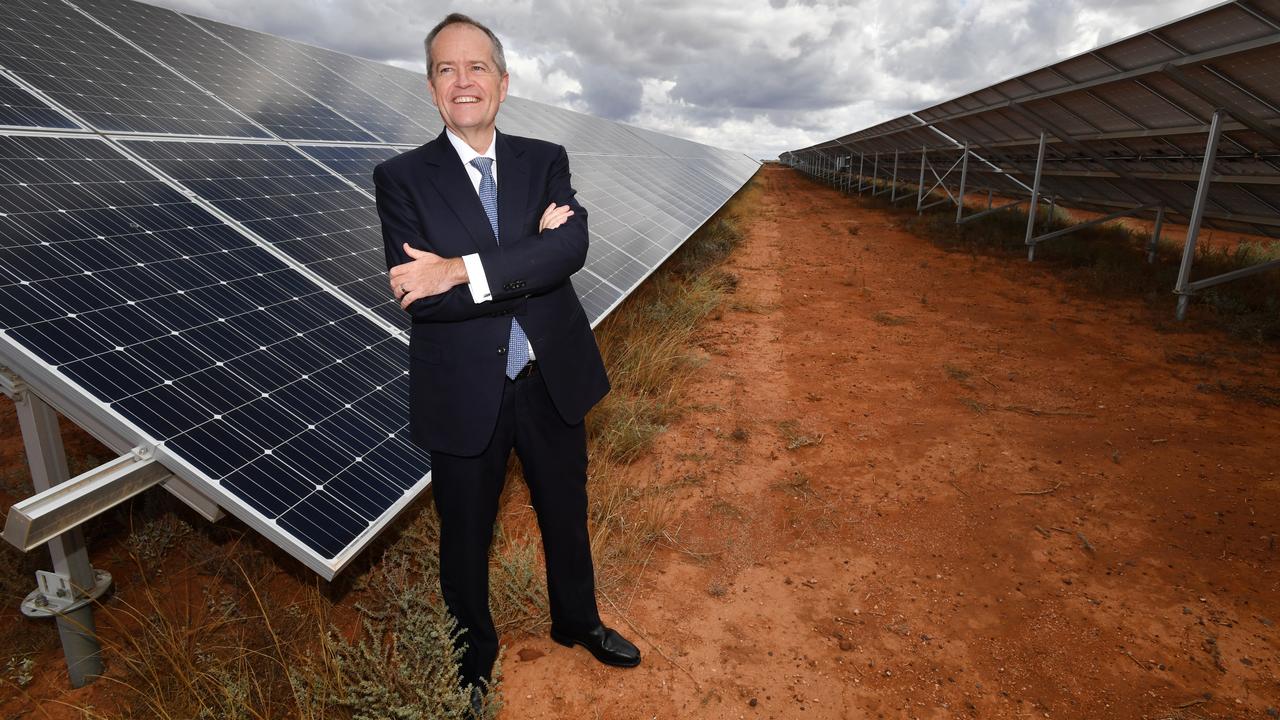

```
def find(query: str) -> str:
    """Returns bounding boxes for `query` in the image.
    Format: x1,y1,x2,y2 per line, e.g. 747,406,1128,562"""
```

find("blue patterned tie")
470,157,529,379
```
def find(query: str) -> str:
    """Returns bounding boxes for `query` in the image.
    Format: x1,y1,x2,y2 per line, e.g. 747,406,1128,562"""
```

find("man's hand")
539,202,574,232
390,244,469,308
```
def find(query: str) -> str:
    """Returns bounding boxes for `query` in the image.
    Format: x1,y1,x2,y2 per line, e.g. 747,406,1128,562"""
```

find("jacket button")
497,346,506,355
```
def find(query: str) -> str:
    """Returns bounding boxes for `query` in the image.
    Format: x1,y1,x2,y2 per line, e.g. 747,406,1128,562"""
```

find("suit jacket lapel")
421,130,496,252
495,130,529,247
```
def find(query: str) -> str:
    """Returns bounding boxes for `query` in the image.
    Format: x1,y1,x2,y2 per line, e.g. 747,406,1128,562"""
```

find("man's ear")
499,73,509,103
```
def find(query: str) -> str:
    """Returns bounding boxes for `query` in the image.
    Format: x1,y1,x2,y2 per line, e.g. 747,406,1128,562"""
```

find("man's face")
427,24,508,140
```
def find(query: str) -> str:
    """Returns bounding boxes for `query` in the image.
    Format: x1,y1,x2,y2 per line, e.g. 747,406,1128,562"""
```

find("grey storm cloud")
146,0,1218,159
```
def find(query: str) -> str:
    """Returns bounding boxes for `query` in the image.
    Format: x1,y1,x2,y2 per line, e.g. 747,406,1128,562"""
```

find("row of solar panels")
0,0,758,577
783,0,1280,241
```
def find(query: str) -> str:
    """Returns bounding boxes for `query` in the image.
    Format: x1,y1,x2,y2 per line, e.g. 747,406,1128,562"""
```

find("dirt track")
497,164,1280,718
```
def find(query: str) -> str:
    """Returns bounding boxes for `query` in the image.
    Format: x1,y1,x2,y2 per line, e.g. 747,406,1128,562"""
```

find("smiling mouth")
453,96,480,104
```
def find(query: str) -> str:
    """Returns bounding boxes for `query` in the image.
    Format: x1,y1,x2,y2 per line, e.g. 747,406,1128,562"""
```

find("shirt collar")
445,128,496,166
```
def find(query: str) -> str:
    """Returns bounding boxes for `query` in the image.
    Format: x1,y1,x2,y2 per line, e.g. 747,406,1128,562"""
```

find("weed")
873,311,910,326
5,656,33,688
710,500,745,520
771,471,820,501
943,364,972,382
960,398,990,415
1199,381,1280,407
777,420,824,450
1164,351,1217,367
729,300,778,314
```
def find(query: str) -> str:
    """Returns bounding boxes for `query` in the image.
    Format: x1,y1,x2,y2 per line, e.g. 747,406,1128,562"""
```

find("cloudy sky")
150,0,1220,159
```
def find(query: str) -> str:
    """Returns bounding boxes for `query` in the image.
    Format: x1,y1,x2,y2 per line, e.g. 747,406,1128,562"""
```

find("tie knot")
470,156,494,177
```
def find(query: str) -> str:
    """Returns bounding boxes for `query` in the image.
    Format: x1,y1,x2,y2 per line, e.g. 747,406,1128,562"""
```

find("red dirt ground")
495,164,1280,719
2,163,1277,718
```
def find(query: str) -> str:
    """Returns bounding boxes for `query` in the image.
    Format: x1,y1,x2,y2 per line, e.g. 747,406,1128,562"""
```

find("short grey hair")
424,13,507,78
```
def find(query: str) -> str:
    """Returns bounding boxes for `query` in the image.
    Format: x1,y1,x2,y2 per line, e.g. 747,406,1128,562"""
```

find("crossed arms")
374,146,588,323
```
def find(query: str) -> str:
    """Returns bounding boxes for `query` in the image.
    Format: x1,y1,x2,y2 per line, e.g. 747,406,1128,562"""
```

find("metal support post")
1024,131,1047,260
857,153,865,194
1175,110,1225,321
10,386,108,688
1147,206,1165,263
916,147,927,213
890,150,900,201
955,142,970,223
1046,195,1056,229
987,188,992,210
871,152,879,194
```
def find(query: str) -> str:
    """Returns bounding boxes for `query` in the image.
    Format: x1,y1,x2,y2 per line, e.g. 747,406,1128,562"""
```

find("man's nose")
456,68,475,86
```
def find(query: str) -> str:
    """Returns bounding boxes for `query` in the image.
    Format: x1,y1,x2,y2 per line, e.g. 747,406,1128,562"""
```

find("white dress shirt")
446,128,534,359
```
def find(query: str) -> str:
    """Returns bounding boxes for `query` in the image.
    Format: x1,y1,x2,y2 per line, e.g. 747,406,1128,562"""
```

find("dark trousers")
430,366,602,689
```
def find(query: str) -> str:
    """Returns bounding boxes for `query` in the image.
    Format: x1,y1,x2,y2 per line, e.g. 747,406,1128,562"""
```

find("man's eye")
439,67,453,74
472,65,489,73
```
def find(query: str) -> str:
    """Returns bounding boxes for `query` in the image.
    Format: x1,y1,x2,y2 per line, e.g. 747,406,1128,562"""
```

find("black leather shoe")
550,624,641,667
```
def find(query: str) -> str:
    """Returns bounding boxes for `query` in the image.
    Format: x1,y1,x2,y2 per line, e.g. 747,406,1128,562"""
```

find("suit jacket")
374,129,610,456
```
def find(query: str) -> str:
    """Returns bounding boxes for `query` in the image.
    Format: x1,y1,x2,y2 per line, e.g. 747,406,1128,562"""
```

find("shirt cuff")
461,253,491,303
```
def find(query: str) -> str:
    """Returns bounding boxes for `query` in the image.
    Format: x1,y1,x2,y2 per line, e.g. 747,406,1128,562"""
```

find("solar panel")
122,139,402,328
73,0,376,142
0,133,429,574
0,0,757,578
0,0,267,137
0,72,77,129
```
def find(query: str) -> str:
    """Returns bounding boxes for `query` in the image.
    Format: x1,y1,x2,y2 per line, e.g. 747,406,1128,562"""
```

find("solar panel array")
0,0,758,578
785,0,1280,245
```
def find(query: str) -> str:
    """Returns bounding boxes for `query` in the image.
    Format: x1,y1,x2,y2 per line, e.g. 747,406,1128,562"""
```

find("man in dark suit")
373,12,641,705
